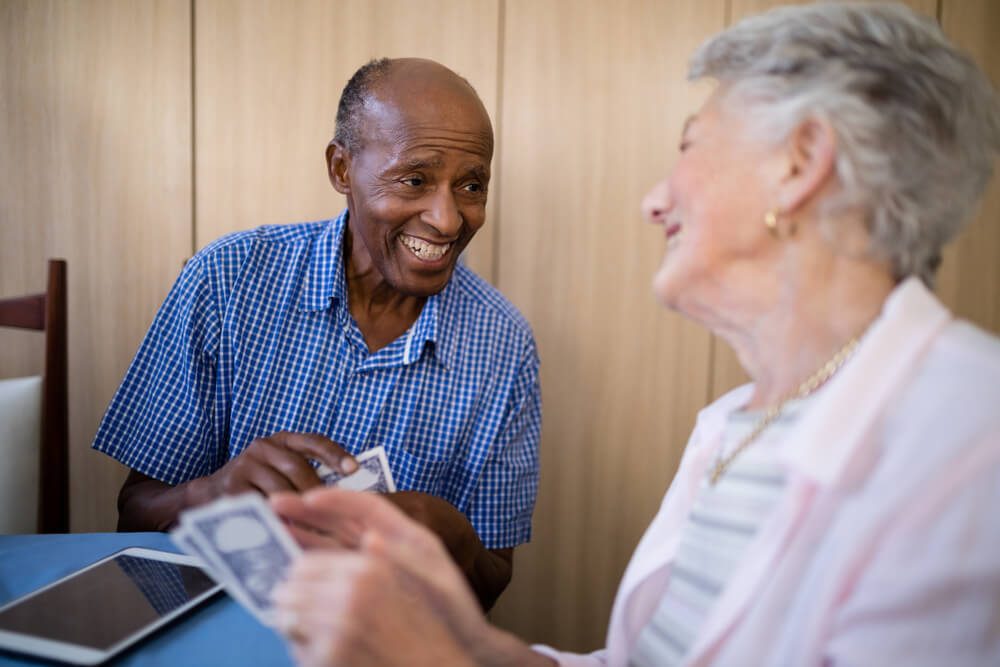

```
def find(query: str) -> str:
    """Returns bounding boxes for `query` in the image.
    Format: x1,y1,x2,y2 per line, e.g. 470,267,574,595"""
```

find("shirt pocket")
388,444,456,497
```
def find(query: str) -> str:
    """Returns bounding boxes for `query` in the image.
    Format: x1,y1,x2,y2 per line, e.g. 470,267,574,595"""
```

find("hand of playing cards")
171,445,396,627
171,493,300,626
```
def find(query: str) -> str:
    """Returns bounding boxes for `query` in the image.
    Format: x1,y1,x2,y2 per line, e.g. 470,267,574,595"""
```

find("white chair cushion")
0,375,42,534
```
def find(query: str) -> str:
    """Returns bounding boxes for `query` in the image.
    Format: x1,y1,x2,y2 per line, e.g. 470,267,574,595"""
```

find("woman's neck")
713,250,896,410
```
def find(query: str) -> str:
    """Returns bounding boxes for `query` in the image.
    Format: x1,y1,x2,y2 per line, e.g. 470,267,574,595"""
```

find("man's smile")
398,233,453,262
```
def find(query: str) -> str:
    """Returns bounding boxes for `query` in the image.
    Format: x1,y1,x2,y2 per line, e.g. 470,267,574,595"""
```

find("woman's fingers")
273,488,477,624
283,488,464,601
274,551,476,667
272,491,366,545
271,491,367,549
300,486,426,543
273,487,482,638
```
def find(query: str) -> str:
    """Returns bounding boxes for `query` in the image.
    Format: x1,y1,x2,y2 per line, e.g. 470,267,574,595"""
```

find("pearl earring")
764,210,779,237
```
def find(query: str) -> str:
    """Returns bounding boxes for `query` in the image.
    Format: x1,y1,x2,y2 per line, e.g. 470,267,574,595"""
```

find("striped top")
629,399,811,666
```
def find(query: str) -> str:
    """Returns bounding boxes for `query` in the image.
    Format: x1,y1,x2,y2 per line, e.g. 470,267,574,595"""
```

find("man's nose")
641,179,670,225
421,189,463,238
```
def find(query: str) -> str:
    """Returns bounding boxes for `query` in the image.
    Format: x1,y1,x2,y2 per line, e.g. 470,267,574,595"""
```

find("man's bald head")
332,57,490,154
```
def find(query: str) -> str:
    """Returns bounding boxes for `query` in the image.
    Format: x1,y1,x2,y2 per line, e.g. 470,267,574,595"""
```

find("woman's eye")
678,141,691,153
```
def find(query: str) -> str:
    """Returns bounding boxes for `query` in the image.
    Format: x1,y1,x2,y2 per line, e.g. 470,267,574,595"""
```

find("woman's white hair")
690,2,1000,285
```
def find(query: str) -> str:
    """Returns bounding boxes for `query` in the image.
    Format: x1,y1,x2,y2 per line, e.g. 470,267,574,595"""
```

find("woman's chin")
652,268,684,311
653,263,716,324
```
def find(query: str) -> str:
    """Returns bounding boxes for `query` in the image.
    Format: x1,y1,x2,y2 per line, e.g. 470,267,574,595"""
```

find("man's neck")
343,236,426,354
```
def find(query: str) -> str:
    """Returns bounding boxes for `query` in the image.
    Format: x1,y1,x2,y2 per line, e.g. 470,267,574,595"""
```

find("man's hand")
202,432,357,496
116,432,357,532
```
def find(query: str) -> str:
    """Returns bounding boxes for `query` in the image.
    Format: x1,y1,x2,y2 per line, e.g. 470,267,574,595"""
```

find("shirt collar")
780,277,952,487
399,290,444,367
298,209,349,313
297,209,449,368
695,383,756,450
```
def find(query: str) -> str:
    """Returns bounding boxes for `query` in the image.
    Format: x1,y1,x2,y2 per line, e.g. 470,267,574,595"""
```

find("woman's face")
643,88,783,318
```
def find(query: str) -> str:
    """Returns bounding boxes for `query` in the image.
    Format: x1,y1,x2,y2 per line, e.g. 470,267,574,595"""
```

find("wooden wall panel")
489,0,726,651
194,0,500,281
0,0,192,531
731,0,937,19
937,0,1000,334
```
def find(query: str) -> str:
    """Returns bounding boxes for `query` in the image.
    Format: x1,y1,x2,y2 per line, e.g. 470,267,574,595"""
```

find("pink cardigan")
536,278,1000,666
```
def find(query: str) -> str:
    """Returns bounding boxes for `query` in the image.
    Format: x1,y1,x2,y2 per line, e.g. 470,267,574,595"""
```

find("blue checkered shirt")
93,211,541,548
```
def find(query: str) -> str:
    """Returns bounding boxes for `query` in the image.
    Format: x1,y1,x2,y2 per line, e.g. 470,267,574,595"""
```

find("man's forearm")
382,491,515,610
423,501,513,610
116,470,214,532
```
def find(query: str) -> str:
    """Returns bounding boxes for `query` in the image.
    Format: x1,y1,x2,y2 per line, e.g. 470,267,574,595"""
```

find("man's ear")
326,140,352,195
775,116,837,215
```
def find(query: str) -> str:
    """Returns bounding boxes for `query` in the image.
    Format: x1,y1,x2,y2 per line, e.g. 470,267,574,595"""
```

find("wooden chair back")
0,259,69,532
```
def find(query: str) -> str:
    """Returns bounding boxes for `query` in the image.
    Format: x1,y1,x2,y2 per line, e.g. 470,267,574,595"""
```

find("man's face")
332,69,494,298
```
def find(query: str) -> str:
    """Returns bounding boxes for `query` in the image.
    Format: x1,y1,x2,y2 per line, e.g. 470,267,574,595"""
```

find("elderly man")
92,58,540,609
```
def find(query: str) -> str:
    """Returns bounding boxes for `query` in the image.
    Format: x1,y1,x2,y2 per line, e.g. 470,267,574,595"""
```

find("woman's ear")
326,141,352,195
776,115,837,214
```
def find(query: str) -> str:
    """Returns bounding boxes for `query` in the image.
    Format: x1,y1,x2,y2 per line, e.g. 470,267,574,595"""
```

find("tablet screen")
0,553,217,650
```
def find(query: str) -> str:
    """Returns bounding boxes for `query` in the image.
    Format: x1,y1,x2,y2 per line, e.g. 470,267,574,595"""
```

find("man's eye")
401,177,424,187
464,182,483,193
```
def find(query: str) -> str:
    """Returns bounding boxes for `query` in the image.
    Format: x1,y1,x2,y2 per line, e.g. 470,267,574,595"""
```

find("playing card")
315,445,396,493
177,493,301,625
169,525,222,583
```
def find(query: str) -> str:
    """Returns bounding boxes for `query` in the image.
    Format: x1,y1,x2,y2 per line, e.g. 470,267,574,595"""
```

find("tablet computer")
0,546,222,665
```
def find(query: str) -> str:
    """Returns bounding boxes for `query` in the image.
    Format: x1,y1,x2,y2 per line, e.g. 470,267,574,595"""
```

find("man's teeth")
400,235,451,261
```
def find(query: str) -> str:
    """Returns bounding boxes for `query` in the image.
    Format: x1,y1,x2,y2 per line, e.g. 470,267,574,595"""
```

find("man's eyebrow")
397,156,445,170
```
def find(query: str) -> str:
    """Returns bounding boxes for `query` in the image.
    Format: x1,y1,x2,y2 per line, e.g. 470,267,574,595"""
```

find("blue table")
0,533,294,666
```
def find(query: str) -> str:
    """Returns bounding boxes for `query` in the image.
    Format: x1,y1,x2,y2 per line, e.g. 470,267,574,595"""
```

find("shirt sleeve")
531,645,608,666
91,254,228,484
825,447,1000,666
465,340,542,550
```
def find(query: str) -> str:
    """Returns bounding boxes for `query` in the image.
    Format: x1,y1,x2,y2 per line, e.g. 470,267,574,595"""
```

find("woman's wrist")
466,623,557,667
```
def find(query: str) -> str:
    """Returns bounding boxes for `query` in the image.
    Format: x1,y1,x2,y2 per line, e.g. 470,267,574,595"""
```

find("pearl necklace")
708,336,861,485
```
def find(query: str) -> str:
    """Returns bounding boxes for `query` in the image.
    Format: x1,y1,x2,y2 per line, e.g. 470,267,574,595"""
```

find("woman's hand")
270,488,556,667
270,488,487,658
273,547,476,667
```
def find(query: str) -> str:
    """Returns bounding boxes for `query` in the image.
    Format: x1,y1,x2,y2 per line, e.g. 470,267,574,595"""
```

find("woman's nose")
641,179,670,225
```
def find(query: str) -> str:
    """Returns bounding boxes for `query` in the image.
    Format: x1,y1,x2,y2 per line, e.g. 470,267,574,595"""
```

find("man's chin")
393,270,455,298
390,253,461,297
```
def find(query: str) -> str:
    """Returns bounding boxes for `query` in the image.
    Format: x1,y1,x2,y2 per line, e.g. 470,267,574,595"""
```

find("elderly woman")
269,3,1000,666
